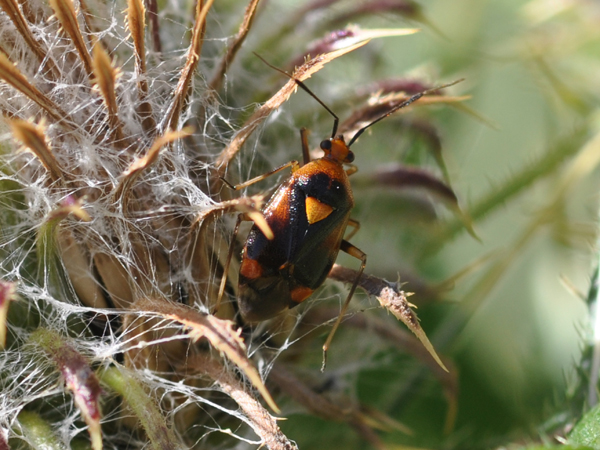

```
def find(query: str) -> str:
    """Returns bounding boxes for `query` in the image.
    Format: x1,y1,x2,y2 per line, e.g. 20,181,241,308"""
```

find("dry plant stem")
0,281,15,349
49,0,94,77
0,52,74,126
126,0,156,133
209,0,261,92
134,297,280,412
269,364,387,450
164,0,214,131
215,40,370,171
78,0,98,38
0,0,59,78
328,264,447,371
144,0,162,54
187,355,296,450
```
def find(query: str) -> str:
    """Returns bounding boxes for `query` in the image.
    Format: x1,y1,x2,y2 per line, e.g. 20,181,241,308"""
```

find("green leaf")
570,404,600,448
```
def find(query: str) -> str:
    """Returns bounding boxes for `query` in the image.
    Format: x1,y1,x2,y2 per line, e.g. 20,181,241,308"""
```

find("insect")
217,59,459,369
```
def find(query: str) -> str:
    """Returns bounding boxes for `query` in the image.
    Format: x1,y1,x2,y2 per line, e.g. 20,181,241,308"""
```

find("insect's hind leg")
214,214,246,315
321,239,367,372
344,218,360,241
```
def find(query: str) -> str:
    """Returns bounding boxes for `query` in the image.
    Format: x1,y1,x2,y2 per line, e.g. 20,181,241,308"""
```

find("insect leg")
221,160,300,190
321,240,367,372
300,127,311,166
214,213,245,315
345,165,358,176
344,218,360,241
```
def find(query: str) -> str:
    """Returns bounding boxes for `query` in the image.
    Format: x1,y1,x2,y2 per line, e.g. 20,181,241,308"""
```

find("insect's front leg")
214,213,246,315
221,160,300,191
345,165,358,176
300,127,311,166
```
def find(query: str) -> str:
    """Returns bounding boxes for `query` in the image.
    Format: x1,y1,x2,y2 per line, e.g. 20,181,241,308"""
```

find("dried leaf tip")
92,44,125,144
378,287,448,372
48,0,93,77
289,26,416,68
10,119,64,183
126,0,147,75
0,52,69,125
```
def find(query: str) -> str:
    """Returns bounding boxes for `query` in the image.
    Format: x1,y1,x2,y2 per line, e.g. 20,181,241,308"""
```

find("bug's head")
320,136,354,164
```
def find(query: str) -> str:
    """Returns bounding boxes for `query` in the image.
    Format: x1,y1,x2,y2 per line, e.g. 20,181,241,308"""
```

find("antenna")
347,79,464,147
254,53,340,138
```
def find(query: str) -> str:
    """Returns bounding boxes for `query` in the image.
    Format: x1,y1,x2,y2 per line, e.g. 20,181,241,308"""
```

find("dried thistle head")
0,0,467,448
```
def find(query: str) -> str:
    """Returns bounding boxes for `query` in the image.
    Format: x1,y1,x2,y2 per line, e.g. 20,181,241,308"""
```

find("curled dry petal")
114,128,194,206
47,195,91,222
30,329,103,450
193,195,273,241
134,297,280,413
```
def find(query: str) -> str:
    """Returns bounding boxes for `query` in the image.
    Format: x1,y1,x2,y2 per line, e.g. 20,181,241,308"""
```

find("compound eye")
346,151,355,163
320,140,332,150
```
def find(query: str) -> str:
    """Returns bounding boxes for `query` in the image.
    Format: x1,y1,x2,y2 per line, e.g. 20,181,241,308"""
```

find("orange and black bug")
218,59,460,369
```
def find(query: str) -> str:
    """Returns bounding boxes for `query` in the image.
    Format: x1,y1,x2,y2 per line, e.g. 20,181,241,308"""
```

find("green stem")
99,365,180,450
16,410,67,450
428,126,588,251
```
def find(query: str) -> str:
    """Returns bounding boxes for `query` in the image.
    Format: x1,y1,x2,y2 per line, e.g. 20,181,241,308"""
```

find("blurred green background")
229,0,600,448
